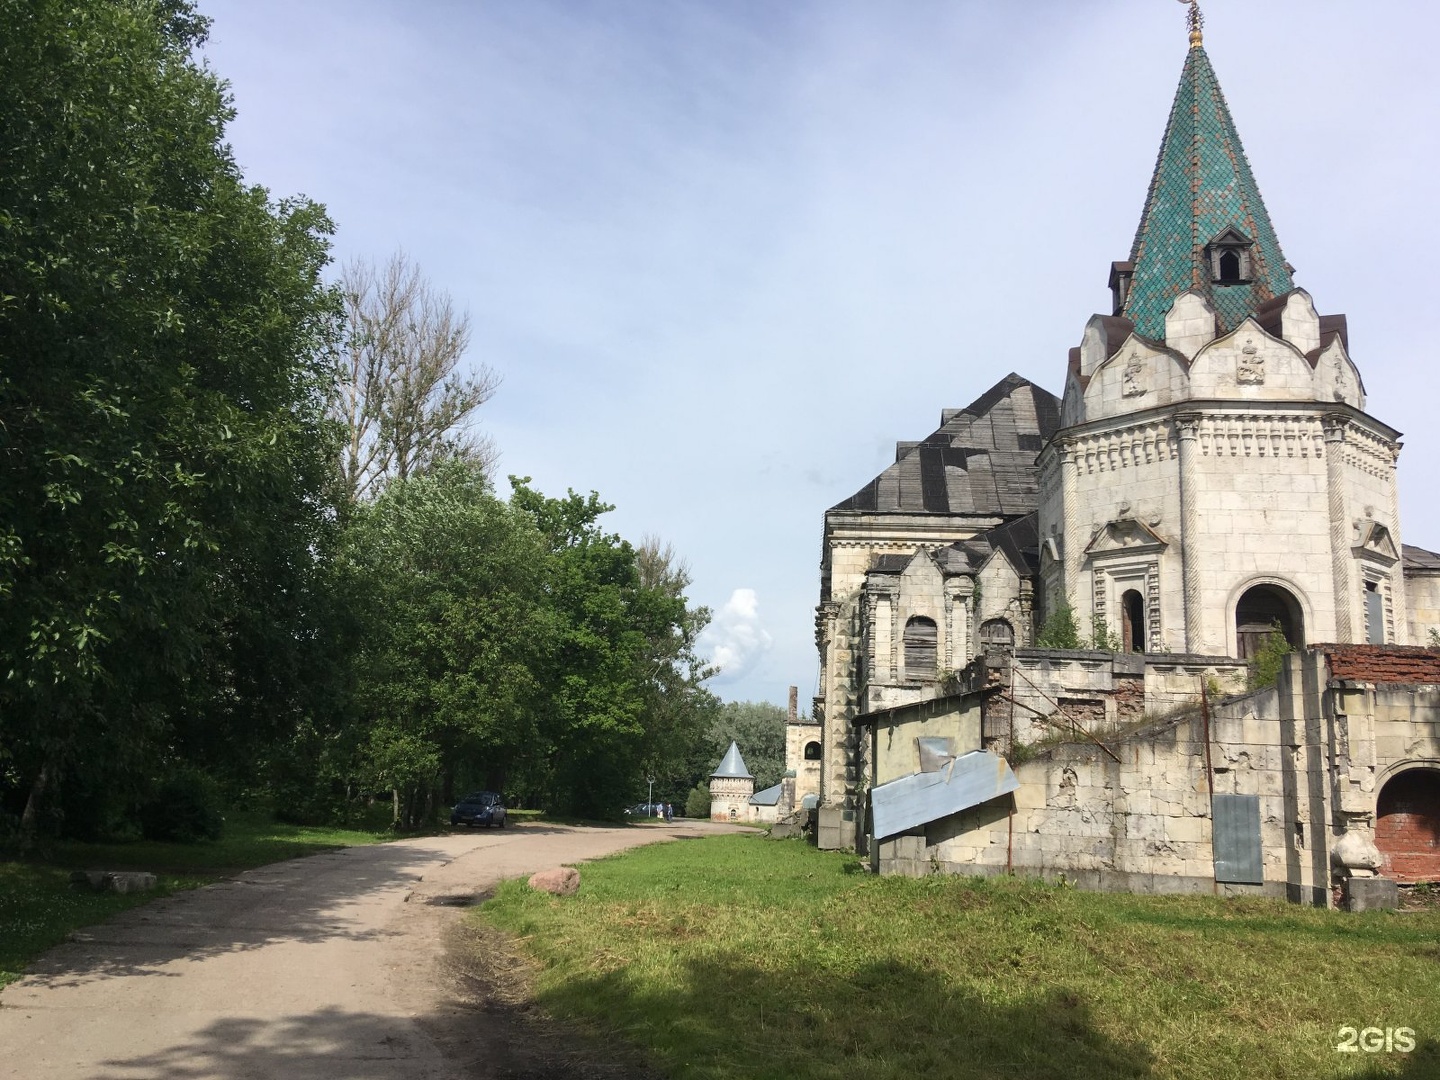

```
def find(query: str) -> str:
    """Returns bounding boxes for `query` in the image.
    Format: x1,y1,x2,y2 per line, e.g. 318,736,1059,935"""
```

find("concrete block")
71,870,158,894
1343,877,1399,913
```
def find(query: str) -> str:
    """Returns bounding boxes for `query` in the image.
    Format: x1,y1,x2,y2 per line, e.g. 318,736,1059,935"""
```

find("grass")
0,810,394,989
478,834,1440,1080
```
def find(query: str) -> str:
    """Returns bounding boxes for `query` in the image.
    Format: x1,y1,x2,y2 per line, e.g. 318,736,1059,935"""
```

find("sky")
199,0,1440,707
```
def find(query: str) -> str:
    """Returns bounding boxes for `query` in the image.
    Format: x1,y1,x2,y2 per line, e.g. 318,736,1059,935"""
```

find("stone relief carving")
1236,337,1264,384
1121,349,1145,397
1332,352,1351,402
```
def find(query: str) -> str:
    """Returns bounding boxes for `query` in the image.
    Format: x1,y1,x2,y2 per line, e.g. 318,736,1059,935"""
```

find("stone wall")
873,648,1440,905
878,670,1331,904
989,649,1247,750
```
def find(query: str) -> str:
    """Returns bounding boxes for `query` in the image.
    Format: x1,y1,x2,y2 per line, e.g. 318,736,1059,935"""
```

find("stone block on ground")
71,871,158,894
527,867,580,896
1343,876,1399,912
768,822,802,839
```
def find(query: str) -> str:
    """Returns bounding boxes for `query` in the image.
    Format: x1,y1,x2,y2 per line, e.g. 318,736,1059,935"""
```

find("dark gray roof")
749,782,784,806
968,513,1041,575
1404,544,1440,572
711,741,753,779
830,374,1060,516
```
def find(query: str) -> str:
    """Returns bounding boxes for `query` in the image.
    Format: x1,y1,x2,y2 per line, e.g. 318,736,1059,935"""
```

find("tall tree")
333,253,499,503
632,536,718,803
343,461,549,828
0,0,340,838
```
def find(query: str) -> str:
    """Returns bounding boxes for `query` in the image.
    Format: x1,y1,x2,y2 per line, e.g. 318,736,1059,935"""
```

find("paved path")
0,820,742,1079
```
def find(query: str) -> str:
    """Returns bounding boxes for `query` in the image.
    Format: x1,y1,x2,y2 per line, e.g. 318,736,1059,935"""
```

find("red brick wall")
1318,643,1440,684
1376,770,1440,883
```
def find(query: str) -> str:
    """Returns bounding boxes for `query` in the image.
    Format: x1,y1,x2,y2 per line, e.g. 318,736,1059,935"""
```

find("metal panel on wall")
1213,793,1263,884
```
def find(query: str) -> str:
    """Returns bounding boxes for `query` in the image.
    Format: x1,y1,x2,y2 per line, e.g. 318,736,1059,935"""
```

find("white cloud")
701,588,774,679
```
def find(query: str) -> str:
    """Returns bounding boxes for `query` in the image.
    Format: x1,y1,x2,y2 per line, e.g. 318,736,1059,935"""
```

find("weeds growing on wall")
1247,624,1293,691
1035,604,1082,649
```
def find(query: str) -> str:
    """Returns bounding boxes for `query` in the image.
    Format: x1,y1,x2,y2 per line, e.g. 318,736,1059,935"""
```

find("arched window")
1218,249,1241,283
1121,589,1145,653
1235,584,1303,660
803,741,822,761
980,618,1015,650
903,616,937,681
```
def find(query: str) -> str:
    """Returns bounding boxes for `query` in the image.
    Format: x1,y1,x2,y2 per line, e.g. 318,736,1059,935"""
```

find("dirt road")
0,820,743,1079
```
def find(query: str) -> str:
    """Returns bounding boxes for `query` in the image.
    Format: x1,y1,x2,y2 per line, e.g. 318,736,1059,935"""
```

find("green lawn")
479,834,1440,1080
0,811,394,988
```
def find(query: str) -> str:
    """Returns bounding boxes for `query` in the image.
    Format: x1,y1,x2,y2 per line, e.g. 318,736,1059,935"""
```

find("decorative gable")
1353,521,1400,566
1085,518,1169,558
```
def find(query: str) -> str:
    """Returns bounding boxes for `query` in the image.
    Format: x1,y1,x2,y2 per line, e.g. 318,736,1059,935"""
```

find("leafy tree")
332,252,498,503
344,461,549,828
509,481,716,818
0,0,340,840
704,701,788,792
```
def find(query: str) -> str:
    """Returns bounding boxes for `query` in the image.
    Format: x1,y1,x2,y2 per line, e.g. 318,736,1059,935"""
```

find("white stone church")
799,13,1440,907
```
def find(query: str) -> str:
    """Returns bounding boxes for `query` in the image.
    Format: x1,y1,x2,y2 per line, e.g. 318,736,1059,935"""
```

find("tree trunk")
391,787,401,830
19,762,51,849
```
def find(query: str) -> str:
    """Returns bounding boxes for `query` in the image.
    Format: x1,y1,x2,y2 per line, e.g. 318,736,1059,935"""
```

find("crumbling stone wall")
875,648,1440,906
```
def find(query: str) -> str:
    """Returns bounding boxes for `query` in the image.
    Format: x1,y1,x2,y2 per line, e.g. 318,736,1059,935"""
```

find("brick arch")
1375,768,1440,883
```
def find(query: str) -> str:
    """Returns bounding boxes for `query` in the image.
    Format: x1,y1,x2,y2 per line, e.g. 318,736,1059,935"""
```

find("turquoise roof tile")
1122,45,1293,339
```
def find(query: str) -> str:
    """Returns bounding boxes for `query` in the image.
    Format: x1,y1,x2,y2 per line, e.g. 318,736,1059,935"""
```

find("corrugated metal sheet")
1212,793,1263,884
871,751,1018,840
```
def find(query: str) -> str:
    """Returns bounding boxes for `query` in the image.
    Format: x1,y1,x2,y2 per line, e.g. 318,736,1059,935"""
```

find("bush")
1248,625,1293,691
138,768,224,842
684,784,711,820
1035,604,1082,649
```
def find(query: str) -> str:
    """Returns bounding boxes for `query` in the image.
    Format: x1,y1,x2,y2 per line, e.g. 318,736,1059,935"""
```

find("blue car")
450,791,507,828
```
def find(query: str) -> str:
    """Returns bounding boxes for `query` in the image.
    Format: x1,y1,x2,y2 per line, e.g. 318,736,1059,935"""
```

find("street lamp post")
647,776,655,817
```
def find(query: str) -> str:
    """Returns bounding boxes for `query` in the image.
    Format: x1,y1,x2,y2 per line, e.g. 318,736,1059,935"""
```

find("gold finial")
1176,0,1204,48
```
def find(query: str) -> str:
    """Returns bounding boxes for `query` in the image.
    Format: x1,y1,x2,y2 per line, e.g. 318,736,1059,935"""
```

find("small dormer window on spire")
1109,261,1134,316
1206,227,1254,286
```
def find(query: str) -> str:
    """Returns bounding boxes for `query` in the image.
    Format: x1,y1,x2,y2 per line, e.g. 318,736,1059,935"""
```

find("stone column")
1175,413,1202,652
1058,439,1081,611
1386,440,1409,643
1323,416,1354,642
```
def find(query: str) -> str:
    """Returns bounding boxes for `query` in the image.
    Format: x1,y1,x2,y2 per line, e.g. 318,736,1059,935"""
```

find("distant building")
708,741,754,823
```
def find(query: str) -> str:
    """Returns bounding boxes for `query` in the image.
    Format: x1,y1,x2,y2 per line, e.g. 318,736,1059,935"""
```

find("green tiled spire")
1122,43,1293,339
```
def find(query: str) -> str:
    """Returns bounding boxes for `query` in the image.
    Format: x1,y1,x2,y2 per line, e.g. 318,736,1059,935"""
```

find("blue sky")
201,1,1440,705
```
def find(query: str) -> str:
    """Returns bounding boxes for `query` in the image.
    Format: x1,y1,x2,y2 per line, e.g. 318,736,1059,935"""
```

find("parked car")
625,802,668,818
450,791,507,829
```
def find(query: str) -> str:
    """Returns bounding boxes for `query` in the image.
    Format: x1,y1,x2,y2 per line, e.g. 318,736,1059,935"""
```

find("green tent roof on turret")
1120,32,1294,339
711,741,753,779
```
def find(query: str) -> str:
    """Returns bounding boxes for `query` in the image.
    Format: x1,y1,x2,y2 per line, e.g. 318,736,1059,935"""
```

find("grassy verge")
0,811,394,989
479,834,1440,1080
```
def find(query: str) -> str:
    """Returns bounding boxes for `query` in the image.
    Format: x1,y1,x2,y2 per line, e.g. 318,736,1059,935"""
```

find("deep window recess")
903,617,938,680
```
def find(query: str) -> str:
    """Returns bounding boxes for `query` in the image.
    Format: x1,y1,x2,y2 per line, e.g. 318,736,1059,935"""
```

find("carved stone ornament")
1332,352,1350,402
1236,337,1264,384
1121,349,1145,397
1330,828,1383,879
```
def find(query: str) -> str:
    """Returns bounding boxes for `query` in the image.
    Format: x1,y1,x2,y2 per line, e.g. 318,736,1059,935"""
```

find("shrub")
684,783,711,820
1248,624,1293,691
138,768,224,842
1035,604,1082,649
